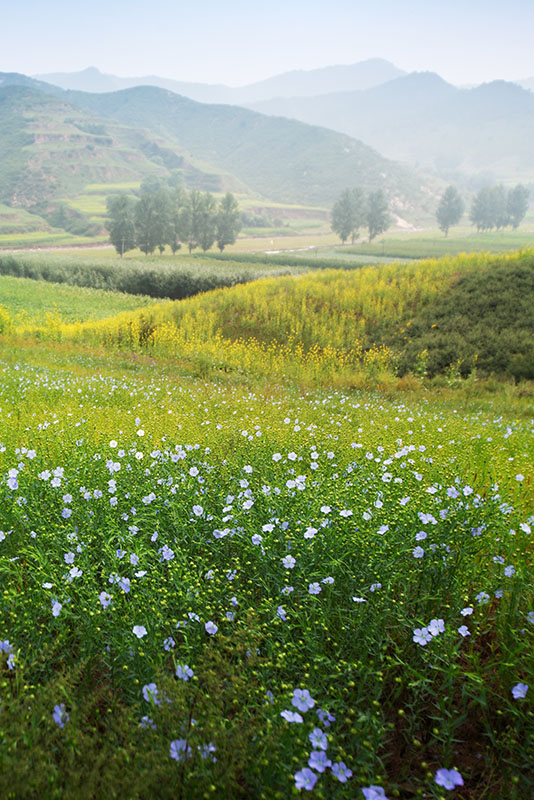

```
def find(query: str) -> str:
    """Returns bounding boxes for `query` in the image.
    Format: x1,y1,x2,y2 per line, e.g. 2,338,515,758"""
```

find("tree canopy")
105,187,241,255
436,186,464,237
331,187,389,243
470,184,529,232
366,190,391,241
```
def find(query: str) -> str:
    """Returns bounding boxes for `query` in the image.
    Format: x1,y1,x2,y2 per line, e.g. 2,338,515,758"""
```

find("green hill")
0,83,249,235
23,248,533,382
0,74,436,223
251,73,534,184
64,85,432,209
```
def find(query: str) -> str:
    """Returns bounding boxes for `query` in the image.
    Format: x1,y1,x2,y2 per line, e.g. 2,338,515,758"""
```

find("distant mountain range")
248,72,534,184
34,59,406,104
0,71,433,229
28,61,534,188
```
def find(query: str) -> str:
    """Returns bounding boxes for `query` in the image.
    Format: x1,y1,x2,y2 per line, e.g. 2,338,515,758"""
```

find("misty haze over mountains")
34,59,406,104
31,59,534,186
0,70,431,215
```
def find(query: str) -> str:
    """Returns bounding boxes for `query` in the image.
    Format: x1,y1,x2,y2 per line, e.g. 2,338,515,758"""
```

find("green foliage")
331,188,373,244
397,252,534,378
507,184,530,229
0,252,301,301
331,189,356,244
192,191,217,252
106,195,136,256
216,192,241,251
436,186,464,236
105,189,240,256
470,184,529,232
0,339,533,798
366,190,391,240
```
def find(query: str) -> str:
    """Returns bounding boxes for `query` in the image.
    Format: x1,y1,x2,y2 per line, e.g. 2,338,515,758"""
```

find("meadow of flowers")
1,333,533,798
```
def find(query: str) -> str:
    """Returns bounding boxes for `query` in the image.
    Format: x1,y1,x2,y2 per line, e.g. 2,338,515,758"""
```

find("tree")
436,186,464,237
106,195,136,257
169,188,190,253
366,190,391,241
349,188,366,243
470,185,508,231
216,192,241,251
507,184,529,229
192,192,217,252
135,194,158,255
150,189,174,254
331,189,355,244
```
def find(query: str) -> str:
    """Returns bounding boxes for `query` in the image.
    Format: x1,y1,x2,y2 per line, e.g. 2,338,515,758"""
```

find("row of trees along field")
331,188,391,244
436,184,529,236
106,186,241,256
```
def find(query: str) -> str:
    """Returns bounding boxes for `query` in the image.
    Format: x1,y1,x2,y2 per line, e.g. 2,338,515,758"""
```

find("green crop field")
1,251,533,799
336,230,534,260
0,274,159,325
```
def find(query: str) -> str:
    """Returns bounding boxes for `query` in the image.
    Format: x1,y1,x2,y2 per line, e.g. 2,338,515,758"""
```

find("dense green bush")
0,254,299,301
397,253,534,378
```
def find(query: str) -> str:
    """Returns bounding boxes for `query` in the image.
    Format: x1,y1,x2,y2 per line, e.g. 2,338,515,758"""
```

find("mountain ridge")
0,73,435,213
33,59,406,104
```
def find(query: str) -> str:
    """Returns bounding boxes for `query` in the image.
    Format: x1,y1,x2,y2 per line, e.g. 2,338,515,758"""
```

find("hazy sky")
3,0,533,86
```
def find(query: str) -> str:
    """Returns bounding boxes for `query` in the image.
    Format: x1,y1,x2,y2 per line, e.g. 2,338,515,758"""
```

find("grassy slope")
0,331,532,798
62,85,434,210
43,249,534,382
0,274,159,324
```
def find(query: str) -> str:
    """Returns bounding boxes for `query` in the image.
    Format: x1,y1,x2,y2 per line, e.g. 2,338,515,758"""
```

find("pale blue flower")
309,727,327,750
413,627,432,646
53,703,69,728
362,787,388,799
175,664,194,681
428,618,445,636
99,591,112,609
170,739,191,761
198,742,217,760
280,709,303,723
142,683,160,705
205,621,218,635
292,688,315,712
458,625,470,637
294,767,317,790
435,768,464,790
132,625,147,638
332,761,353,782
316,708,335,727
512,682,529,699
309,583,321,595
308,750,331,773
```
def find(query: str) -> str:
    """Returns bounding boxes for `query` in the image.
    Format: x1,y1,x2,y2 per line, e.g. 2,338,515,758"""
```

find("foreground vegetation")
0,250,533,798
10,249,531,383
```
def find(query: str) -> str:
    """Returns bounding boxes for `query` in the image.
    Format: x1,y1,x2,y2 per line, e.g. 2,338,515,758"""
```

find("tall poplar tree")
436,186,464,237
